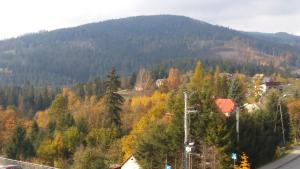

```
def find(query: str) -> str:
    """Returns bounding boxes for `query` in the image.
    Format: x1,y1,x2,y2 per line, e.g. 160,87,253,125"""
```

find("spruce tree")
30,121,39,147
228,76,245,105
6,125,35,160
213,66,222,97
6,125,25,159
129,72,137,89
219,75,229,98
104,68,124,131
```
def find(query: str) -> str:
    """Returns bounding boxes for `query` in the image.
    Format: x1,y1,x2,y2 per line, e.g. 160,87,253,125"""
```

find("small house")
260,81,283,94
155,79,167,88
243,103,260,113
120,155,141,169
252,74,264,82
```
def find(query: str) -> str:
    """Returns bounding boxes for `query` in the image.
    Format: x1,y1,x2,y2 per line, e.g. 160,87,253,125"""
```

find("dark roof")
264,81,281,86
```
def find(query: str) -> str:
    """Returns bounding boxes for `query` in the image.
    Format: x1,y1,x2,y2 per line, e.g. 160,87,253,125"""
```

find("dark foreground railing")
0,157,59,169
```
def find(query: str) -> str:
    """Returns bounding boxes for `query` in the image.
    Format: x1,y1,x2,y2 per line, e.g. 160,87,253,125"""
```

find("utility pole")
275,94,290,145
236,107,240,143
278,95,287,145
183,92,197,169
184,92,188,169
279,101,286,145
236,104,247,143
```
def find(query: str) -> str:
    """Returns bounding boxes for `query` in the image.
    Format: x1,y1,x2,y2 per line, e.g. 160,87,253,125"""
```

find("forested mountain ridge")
0,15,300,86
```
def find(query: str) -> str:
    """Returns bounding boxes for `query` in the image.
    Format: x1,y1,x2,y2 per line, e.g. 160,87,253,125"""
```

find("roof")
264,81,281,86
262,77,271,83
110,164,121,169
215,98,236,115
120,155,141,169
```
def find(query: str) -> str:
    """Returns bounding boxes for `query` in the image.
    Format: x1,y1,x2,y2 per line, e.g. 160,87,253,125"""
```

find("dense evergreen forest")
0,62,299,169
0,15,300,86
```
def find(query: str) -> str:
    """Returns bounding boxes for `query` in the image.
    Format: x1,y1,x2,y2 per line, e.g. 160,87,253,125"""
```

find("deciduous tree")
190,61,204,90
287,99,300,143
167,68,181,89
238,152,251,169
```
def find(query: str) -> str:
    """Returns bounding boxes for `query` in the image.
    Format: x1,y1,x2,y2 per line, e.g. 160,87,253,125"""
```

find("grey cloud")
1,0,300,39
132,0,300,34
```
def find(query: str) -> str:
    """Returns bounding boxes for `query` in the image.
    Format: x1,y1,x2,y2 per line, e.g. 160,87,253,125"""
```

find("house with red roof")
215,98,237,117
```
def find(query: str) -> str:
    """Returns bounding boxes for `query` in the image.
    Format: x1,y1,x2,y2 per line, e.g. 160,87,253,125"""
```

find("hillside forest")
0,61,300,169
1,15,300,86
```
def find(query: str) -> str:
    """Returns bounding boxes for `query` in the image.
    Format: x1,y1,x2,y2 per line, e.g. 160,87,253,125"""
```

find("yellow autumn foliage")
238,152,251,169
62,87,81,113
122,92,168,159
35,88,108,129
35,110,50,128
131,91,167,108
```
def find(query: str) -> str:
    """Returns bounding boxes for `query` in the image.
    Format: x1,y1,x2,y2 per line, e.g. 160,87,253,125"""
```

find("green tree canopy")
104,68,124,131
6,125,35,160
228,76,245,105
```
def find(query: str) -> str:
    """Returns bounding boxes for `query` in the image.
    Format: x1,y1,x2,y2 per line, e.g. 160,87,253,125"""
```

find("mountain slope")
0,15,299,86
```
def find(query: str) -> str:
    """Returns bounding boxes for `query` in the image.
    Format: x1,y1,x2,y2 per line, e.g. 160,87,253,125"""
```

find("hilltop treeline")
0,15,300,86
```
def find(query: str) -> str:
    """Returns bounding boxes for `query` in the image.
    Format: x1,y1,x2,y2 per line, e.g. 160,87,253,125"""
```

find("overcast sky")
0,0,299,40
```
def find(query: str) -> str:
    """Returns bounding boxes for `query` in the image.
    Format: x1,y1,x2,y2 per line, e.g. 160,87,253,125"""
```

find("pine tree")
228,76,245,105
30,121,39,146
213,66,222,97
129,72,137,89
135,122,170,169
219,75,229,98
6,125,35,160
6,125,25,159
238,152,251,169
104,68,124,131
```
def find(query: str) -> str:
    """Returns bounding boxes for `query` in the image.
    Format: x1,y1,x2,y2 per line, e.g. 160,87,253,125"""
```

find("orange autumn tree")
287,99,300,143
238,152,251,169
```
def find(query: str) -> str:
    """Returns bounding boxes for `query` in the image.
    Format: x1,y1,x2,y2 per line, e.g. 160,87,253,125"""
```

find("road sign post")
231,153,237,168
165,164,172,169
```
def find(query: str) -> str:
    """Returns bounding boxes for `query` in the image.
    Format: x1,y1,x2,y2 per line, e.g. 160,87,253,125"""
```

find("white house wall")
122,156,141,169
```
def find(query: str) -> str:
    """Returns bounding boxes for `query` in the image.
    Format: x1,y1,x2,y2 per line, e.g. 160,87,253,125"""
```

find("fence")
0,157,59,169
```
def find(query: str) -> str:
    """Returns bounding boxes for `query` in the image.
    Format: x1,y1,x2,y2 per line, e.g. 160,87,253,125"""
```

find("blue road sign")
165,164,172,169
231,153,237,160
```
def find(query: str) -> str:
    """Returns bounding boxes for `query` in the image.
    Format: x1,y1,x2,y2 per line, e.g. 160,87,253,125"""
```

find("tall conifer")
104,68,124,131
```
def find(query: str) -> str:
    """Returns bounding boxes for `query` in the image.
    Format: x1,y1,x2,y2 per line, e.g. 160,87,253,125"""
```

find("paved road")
259,146,300,169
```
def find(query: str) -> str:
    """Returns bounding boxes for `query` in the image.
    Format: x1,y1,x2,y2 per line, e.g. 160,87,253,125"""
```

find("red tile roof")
215,98,236,115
